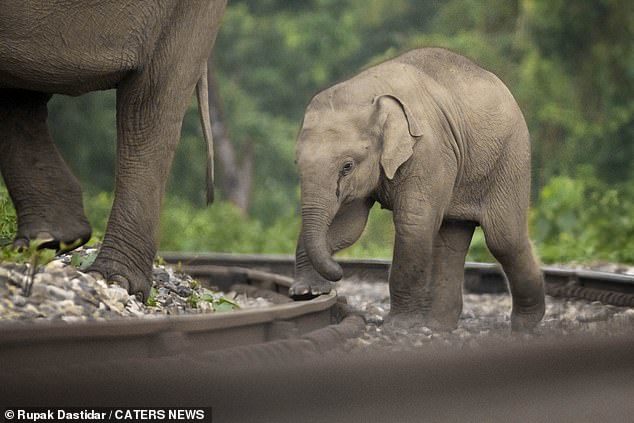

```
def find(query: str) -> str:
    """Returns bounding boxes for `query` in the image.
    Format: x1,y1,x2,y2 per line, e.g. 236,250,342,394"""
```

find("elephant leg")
0,89,91,251
86,69,195,300
425,220,476,330
387,199,441,325
291,198,373,300
85,1,225,301
482,206,545,332
385,170,455,329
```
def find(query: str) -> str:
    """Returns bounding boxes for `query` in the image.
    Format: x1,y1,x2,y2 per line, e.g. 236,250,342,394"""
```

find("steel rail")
0,265,343,368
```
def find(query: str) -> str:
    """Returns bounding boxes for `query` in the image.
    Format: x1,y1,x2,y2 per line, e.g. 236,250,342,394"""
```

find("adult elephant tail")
196,63,214,204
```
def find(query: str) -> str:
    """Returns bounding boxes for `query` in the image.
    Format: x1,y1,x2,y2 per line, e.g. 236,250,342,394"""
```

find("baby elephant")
290,48,545,331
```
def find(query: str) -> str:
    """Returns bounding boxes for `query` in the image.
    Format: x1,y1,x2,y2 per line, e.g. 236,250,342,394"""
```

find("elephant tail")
196,63,214,205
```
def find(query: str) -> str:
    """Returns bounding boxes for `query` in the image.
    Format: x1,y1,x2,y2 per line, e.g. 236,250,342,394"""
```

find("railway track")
162,252,634,306
1,253,633,420
0,264,357,368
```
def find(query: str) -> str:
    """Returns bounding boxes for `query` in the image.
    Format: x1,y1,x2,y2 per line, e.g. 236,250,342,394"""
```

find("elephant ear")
373,94,424,180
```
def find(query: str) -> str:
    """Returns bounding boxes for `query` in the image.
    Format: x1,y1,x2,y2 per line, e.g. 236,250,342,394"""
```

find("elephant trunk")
301,196,343,282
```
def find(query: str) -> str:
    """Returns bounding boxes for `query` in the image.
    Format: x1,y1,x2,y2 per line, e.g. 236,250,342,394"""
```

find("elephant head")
297,64,425,282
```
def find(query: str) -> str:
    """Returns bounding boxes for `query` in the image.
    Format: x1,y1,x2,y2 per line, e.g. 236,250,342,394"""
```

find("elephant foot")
87,255,152,302
511,300,545,332
425,309,461,332
383,311,458,333
382,312,427,331
14,219,92,253
289,278,333,300
422,316,459,332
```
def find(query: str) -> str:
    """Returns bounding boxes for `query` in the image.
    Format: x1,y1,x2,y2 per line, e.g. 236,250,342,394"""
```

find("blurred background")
1,0,632,263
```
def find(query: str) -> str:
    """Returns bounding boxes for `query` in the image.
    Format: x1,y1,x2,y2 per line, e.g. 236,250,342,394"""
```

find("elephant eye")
341,161,355,176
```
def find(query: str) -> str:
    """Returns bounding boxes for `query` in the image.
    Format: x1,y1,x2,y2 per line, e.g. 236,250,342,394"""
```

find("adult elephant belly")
0,0,155,95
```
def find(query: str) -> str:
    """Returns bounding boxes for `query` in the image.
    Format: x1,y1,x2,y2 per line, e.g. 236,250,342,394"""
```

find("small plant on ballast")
0,239,56,296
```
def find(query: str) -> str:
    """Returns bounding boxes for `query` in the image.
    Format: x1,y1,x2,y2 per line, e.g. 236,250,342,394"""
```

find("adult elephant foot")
13,218,92,253
0,89,92,254
87,248,153,302
289,277,333,300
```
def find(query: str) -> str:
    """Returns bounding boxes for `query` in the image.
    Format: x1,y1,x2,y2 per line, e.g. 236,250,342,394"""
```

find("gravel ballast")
336,277,634,352
1,249,633,353
0,248,272,323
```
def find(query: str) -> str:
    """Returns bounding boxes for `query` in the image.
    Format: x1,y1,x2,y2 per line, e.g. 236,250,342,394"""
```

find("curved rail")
0,265,343,367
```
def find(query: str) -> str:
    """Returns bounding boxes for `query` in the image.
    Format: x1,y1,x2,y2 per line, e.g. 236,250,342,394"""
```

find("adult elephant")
0,1,226,300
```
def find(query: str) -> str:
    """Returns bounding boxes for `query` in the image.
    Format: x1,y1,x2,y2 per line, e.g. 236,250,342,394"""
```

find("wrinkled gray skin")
291,48,545,332
0,1,226,300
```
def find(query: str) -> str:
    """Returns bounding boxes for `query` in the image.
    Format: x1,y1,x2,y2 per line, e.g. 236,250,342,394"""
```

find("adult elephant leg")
86,1,225,301
425,220,476,330
291,199,373,299
0,89,91,251
86,69,194,300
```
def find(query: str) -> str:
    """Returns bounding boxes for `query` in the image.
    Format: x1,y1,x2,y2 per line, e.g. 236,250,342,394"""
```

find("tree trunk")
206,61,253,213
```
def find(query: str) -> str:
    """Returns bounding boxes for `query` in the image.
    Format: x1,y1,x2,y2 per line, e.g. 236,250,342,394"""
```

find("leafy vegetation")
70,250,98,271
0,1,632,265
0,239,56,267
186,288,240,312
1,186,55,268
531,170,634,263
146,287,159,307
0,238,57,296
0,185,16,245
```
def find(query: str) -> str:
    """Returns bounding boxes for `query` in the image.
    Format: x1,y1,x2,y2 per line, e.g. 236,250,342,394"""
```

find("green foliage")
0,185,16,245
70,250,98,271
531,169,634,263
1,185,57,268
79,185,301,255
341,207,496,263
521,0,634,185
466,228,495,263
1,182,632,266
339,206,393,259
159,197,298,254
0,1,632,266
146,287,159,307
82,191,112,242
211,73,300,223
0,238,57,296
48,91,117,193
0,239,56,266
186,288,239,312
